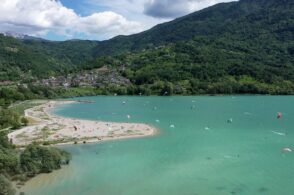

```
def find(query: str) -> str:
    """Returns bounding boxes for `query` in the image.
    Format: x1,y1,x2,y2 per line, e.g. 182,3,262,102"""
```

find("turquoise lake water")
23,96,294,195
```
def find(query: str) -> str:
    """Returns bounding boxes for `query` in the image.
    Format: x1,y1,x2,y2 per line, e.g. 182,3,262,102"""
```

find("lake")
22,96,294,195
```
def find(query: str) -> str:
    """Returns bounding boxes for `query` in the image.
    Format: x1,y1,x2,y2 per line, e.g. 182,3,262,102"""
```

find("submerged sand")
8,100,156,146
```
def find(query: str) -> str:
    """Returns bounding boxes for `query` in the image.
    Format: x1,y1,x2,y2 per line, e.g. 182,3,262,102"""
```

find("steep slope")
93,0,294,56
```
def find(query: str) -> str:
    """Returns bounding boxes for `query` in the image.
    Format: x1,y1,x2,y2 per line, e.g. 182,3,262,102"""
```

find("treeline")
0,133,71,195
0,86,72,195
88,34,294,95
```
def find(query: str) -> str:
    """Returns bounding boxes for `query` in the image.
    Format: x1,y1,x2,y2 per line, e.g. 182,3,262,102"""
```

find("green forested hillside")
90,0,294,94
0,35,99,80
0,0,293,95
93,0,294,56
92,36,294,95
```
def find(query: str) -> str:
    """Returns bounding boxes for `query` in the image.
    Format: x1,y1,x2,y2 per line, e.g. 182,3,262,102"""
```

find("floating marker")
271,131,286,136
282,147,292,153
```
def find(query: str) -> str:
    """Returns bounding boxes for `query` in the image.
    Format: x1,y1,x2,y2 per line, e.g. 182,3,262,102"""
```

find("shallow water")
22,96,294,195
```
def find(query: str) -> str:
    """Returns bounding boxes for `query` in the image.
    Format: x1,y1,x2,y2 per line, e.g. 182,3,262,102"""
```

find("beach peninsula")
8,101,156,147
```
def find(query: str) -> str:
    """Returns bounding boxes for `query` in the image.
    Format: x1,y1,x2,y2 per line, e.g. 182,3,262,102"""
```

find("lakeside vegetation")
0,135,71,194
0,89,72,194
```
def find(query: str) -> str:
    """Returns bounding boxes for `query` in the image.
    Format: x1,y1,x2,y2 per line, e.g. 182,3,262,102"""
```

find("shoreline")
8,100,157,147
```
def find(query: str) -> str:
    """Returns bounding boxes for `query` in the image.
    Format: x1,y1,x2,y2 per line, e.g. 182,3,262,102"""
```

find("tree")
0,175,15,195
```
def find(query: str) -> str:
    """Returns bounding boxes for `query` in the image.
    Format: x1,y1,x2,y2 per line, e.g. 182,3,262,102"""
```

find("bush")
21,117,29,126
20,144,71,175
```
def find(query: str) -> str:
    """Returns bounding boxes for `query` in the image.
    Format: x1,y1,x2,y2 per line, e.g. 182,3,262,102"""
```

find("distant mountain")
3,32,26,39
2,31,46,41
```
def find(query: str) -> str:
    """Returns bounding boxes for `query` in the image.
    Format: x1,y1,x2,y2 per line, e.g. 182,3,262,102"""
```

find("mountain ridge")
92,0,293,56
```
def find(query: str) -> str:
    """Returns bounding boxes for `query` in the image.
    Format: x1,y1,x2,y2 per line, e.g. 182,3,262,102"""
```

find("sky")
0,0,236,41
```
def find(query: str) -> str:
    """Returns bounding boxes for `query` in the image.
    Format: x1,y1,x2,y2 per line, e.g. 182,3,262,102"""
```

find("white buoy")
283,147,292,153
170,124,175,128
127,115,131,119
155,119,160,123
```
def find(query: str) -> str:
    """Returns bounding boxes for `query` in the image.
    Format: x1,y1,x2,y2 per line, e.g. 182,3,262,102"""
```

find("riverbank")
8,100,156,147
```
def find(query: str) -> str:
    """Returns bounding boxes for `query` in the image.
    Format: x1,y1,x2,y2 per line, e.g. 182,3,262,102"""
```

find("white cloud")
85,0,169,33
144,0,237,18
0,0,143,40
0,0,237,40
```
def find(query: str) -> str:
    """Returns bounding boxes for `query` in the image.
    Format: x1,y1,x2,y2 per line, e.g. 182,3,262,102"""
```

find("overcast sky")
0,0,236,41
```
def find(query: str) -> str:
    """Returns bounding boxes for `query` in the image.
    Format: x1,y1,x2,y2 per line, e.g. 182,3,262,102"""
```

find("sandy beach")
8,100,156,146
